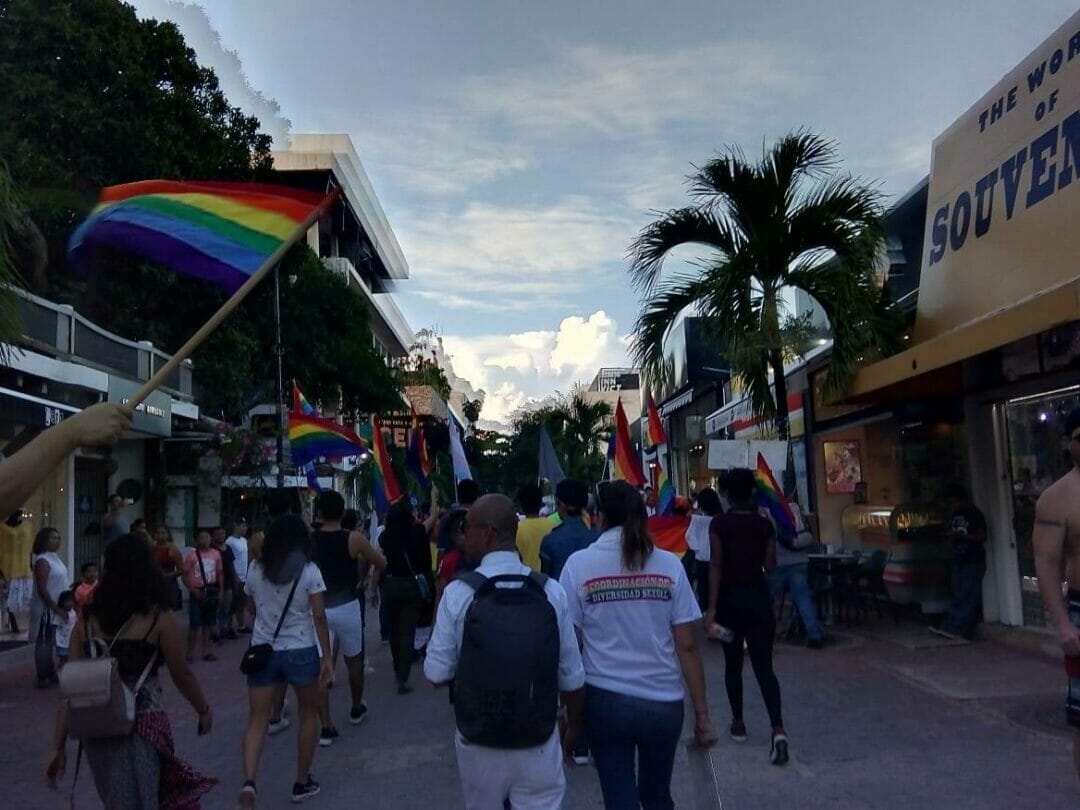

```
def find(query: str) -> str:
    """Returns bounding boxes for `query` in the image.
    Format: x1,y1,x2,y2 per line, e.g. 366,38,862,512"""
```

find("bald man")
425,494,586,810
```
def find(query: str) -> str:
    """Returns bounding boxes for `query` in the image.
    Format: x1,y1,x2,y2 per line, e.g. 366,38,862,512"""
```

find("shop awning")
848,276,1080,403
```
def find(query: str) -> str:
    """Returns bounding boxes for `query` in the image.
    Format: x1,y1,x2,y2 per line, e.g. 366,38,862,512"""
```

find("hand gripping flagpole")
127,187,342,409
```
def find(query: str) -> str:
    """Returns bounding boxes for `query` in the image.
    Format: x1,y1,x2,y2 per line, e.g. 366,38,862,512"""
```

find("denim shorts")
246,646,320,688
188,595,217,628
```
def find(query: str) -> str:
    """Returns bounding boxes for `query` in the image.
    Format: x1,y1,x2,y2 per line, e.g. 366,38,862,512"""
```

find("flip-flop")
203,653,218,662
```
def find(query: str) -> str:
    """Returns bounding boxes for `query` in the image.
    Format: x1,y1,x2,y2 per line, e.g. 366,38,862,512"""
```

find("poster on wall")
823,440,862,494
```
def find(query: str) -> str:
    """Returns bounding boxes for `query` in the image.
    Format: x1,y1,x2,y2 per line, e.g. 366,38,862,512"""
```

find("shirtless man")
1032,407,1080,779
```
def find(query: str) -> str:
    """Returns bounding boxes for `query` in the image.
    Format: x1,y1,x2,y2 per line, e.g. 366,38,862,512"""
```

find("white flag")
449,420,473,482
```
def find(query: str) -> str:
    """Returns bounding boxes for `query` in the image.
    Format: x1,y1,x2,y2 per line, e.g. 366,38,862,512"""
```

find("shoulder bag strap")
455,571,487,591
195,549,209,585
270,576,303,643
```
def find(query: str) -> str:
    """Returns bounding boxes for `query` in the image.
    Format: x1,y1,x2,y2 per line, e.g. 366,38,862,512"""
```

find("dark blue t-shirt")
539,517,597,580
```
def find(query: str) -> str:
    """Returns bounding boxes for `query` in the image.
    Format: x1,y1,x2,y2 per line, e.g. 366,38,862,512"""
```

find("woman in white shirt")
239,514,333,808
30,527,69,687
560,481,716,810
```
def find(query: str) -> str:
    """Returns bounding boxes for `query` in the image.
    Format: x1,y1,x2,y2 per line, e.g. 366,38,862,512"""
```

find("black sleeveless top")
313,529,357,608
85,610,163,682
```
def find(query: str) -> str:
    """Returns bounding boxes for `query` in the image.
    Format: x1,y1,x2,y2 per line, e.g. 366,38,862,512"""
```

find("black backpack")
453,571,559,748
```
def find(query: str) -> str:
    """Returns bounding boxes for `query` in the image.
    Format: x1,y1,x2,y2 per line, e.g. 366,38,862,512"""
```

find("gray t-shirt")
103,513,129,542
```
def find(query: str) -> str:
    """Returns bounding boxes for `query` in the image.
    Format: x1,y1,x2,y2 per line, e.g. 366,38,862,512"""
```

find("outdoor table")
807,553,859,625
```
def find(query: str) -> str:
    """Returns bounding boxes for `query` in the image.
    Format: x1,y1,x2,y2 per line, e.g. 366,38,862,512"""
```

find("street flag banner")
612,398,646,487
288,413,368,468
647,514,689,557
371,415,403,507
655,461,676,516
449,419,472,482
406,405,433,488
538,423,566,487
755,451,797,539
69,180,332,293
644,391,668,450
292,381,317,417
291,383,321,491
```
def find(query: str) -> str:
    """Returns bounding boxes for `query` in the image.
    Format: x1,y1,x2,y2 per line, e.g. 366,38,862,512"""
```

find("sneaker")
729,721,747,742
571,743,590,766
397,681,413,695
364,663,375,675
268,715,291,736
319,727,338,747
929,626,965,641
237,780,256,809
291,776,321,803
349,703,369,725
238,626,252,634
807,636,825,650
770,733,789,766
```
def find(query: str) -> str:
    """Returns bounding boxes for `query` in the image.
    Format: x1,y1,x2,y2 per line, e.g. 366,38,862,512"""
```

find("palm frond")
0,163,27,364
628,207,740,294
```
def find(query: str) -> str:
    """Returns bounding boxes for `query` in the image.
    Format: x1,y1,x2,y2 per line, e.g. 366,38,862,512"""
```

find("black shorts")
1066,589,1080,728
188,595,218,628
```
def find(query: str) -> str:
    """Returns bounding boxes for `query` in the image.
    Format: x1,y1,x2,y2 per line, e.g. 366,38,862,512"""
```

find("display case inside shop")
840,504,951,611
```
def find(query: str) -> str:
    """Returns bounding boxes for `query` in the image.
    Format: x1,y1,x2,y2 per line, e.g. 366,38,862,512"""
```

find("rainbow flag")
406,405,433,488
647,514,689,557
644,391,667,450
291,383,321,491
288,413,368,468
371,415,403,509
754,452,796,539
612,398,646,487
68,180,331,292
655,463,676,516
292,381,316,417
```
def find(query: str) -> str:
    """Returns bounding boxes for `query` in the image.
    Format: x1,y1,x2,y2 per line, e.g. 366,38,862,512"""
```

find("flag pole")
127,187,342,408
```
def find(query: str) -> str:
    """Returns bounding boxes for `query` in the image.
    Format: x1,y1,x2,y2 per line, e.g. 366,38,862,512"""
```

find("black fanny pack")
240,577,301,676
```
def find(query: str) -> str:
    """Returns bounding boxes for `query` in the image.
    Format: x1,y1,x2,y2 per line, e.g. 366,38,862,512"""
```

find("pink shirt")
183,548,222,592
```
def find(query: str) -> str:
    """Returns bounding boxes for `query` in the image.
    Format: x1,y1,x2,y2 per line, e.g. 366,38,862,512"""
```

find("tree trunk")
770,348,790,441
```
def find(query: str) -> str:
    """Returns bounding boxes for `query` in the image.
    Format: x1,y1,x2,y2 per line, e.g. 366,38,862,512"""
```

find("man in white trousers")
425,494,586,810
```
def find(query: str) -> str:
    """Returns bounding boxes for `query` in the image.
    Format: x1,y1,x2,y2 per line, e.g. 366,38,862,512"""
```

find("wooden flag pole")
128,187,341,408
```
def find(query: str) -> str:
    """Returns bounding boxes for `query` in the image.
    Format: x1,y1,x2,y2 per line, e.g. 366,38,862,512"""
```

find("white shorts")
324,600,364,659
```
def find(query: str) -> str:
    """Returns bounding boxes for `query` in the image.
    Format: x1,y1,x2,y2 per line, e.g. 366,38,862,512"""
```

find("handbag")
60,615,158,740
239,575,302,675
195,549,221,603
35,610,57,683
402,547,433,604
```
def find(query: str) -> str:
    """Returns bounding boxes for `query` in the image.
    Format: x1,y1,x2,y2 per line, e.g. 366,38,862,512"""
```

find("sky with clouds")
130,0,1076,427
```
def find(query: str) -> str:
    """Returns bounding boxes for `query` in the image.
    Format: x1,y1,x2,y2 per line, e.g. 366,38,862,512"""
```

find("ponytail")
598,480,653,571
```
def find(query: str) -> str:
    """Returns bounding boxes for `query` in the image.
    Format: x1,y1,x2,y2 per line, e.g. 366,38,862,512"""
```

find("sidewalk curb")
686,742,723,809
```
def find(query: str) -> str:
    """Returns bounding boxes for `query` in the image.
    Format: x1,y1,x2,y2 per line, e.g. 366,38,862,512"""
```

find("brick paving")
0,617,1076,808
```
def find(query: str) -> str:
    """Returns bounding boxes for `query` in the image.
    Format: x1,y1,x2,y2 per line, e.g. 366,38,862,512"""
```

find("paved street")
0,618,1076,809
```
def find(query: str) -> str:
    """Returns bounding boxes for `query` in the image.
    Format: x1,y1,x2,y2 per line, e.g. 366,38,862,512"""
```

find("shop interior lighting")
1007,384,1080,405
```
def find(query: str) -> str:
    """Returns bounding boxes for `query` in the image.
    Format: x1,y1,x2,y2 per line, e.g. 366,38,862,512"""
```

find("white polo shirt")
685,513,713,562
559,528,702,703
424,550,585,692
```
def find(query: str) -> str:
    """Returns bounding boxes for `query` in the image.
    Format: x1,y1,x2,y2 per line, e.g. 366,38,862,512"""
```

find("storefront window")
1005,386,1080,626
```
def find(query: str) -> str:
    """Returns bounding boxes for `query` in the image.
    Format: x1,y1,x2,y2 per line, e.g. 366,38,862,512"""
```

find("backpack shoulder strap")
455,571,487,592
527,571,549,590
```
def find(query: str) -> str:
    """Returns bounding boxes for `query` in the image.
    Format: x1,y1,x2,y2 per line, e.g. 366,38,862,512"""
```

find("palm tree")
561,390,612,480
629,132,901,439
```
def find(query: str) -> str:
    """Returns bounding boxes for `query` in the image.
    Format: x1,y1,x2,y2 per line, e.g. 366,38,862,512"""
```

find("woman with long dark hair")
30,526,68,687
239,514,333,807
378,499,432,694
705,467,789,765
45,533,215,807
560,480,716,809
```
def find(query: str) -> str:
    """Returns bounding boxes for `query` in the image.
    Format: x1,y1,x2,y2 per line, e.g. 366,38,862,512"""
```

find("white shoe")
268,716,291,736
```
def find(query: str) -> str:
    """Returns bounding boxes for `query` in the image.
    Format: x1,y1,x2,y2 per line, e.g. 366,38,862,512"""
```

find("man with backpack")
424,493,586,810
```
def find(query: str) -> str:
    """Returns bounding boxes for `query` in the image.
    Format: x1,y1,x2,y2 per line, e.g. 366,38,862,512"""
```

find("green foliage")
630,132,903,437
402,329,452,403
0,0,400,421
0,163,27,359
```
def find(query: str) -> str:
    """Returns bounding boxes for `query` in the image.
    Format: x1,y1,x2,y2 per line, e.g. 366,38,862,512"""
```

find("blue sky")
131,0,1076,426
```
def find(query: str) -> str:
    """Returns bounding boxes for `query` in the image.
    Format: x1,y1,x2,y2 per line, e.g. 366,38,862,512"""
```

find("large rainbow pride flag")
371,415,403,510
755,452,797,539
644,391,675,515
68,180,331,292
288,413,368,469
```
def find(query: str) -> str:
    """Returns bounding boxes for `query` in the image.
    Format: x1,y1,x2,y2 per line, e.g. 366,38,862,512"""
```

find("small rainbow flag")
647,514,689,557
644,391,667,450
754,452,796,539
612,398,646,487
655,463,676,516
68,180,332,292
405,405,433,488
371,415,402,509
292,381,316,417
288,413,368,468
